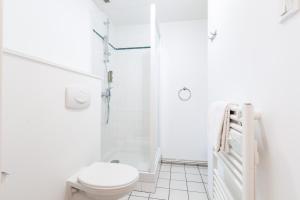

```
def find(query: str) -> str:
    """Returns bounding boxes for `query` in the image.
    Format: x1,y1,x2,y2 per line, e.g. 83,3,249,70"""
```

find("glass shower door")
149,4,160,172
100,4,160,173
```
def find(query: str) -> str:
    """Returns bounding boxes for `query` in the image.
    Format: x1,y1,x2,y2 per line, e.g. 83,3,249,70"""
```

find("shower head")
103,0,110,3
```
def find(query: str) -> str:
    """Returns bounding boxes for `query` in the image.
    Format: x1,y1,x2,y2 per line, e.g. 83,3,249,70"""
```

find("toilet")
66,162,139,200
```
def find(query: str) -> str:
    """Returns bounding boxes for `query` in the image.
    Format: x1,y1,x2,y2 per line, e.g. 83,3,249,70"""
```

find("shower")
101,19,112,124
99,17,152,125
95,5,161,192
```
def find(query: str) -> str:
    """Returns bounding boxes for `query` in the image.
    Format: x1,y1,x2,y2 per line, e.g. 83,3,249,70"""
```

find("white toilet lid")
78,162,139,189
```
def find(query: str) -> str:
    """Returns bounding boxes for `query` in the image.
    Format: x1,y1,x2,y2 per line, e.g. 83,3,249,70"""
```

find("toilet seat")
78,162,139,190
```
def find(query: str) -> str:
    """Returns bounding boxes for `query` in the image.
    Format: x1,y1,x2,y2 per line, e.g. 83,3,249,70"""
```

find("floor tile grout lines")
198,166,210,200
184,164,190,200
168,164,172,200
128,163,209,200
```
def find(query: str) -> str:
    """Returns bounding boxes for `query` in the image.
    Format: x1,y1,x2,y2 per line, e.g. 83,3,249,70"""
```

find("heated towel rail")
212,103,260,200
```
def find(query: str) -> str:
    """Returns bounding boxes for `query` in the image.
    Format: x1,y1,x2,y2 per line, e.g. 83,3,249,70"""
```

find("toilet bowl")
67,162,139,200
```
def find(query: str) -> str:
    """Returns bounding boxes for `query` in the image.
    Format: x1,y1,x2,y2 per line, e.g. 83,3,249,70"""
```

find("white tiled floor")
121,163,209,200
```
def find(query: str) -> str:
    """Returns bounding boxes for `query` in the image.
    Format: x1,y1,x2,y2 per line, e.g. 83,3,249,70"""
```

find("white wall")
114,24,150,48
1,0,104,199
3,0,108,75
0,52,102,200
160,20,208,161
208,0,300,199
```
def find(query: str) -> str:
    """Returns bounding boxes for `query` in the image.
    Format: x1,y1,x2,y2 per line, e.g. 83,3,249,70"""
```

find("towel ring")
178,87,192,102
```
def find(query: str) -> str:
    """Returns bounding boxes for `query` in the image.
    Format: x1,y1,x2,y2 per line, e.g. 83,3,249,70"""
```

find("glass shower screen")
100,3,160,173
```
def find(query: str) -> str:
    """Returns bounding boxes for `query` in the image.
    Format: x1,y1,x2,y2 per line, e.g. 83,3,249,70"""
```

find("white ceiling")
94,0,207,25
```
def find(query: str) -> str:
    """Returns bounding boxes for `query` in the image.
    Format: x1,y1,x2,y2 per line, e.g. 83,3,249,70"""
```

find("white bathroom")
0,0,300,200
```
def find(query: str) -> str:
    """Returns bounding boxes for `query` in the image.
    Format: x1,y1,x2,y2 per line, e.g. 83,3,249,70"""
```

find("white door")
0,0,4,190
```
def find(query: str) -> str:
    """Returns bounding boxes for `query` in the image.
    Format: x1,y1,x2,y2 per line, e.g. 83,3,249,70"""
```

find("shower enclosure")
96,4,161,175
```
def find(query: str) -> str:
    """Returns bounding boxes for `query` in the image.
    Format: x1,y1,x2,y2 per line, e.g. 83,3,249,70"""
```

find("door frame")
0,0,3,184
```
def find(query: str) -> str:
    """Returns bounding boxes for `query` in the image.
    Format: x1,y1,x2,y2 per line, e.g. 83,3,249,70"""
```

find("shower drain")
110,160,120,164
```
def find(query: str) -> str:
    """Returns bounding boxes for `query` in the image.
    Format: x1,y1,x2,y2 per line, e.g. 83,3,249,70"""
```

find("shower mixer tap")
101,87,112,98
102,86,112,124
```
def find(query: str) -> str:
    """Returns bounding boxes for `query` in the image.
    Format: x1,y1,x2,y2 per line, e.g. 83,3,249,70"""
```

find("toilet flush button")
65,87,91,110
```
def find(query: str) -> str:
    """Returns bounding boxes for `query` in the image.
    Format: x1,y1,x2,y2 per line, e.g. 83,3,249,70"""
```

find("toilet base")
66,169,136,200
70,191,129,200
66,183,132,200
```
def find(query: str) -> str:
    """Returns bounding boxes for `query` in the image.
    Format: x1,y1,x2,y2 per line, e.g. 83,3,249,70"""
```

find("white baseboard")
161,158,208,166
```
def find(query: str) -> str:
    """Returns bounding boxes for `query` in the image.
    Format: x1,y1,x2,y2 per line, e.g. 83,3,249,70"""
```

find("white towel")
208,102,234,153
207,101,233,197
215,104,233,152
207,101,227,197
